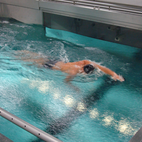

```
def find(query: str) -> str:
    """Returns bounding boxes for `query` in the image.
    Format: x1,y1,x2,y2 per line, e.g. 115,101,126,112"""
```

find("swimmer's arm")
65,75,75,82
65,70,78,82
92,62,124,82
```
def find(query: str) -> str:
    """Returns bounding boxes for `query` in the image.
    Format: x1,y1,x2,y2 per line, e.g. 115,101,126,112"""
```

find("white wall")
0,0,42,25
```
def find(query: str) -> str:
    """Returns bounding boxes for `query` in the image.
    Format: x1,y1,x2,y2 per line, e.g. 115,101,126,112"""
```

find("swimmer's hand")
112,73,125,82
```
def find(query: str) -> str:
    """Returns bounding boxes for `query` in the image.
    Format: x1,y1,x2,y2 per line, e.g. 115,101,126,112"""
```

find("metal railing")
129,126,142,142
0,107,62,142
42,0,142,15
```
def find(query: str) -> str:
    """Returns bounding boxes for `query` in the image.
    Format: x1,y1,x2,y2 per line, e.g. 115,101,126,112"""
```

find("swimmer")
15,50,124,82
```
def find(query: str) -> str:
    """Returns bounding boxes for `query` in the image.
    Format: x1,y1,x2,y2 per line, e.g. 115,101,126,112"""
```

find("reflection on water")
63,95,75,107
76,102,86,112
22,77,139,139
22,78,50,94
53,93,61,99
102,115,114,126
117,119,134,135
89,108,99,119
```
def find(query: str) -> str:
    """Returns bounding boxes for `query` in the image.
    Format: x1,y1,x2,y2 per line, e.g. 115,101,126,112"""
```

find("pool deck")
0,133,13,142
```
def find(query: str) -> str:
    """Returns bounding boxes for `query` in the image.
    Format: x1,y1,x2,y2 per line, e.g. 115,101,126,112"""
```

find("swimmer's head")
83,64,95,74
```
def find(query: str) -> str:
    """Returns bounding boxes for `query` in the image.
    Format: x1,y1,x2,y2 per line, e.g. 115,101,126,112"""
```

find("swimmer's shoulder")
82,60,92,65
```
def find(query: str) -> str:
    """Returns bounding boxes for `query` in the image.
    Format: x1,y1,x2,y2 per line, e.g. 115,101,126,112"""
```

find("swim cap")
84,64,95,74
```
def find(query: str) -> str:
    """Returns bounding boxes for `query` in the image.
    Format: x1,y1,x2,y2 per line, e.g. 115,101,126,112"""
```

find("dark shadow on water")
122,49,142,89
19,96,53,125
32,77,120,142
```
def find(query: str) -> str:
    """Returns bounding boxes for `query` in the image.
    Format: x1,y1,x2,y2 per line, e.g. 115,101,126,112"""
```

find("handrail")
129,126,142,142
0,107,62,142
43,0,142,15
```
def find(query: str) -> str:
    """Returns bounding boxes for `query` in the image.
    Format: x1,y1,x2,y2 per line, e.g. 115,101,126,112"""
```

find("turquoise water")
0,18,142,142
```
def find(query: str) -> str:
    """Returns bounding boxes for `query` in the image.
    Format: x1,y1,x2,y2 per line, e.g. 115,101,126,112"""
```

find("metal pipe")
0,107,62,142
129,126,142,142
44,0,142,15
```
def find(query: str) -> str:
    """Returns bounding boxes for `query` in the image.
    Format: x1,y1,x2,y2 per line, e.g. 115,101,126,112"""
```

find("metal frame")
40,1,142,31
129,126,142,142
0,107,62,142
95,0,142,7
44,0,142,15
0,0,142,30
